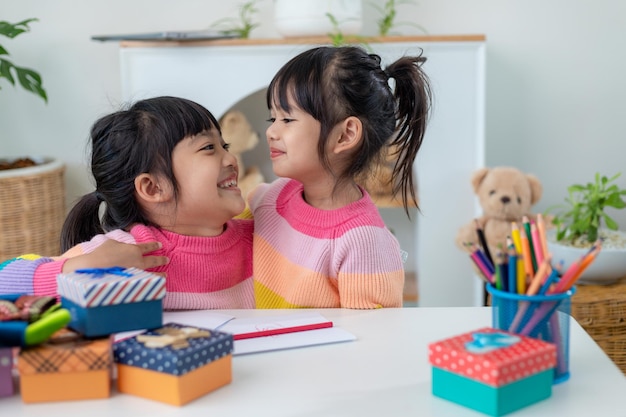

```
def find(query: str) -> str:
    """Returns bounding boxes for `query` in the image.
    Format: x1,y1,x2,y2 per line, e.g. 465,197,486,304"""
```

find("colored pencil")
496,250,508,292
508,248,518,294
538,266,559,295
511,222,523,252
475,219,494,265
522,216,538,272
520,226,535,277
536,213,549,259
526,258,550,296
469,250,494,284
510,222,527,294
530,222,544,266
558,243,602,292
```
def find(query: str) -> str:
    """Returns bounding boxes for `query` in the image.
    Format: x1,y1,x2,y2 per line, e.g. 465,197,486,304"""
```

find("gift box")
57,266,166,337
1,294,72,348
17,329,112,403
113,322,233,406
0,347,14,398
428,327,557,416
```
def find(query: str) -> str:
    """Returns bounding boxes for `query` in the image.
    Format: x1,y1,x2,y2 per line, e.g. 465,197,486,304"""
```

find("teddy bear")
218,110,264,200
358,144,400,199
455,166,544,257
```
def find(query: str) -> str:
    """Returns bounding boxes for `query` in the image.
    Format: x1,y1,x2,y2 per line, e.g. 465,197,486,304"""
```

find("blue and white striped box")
57,267,165,337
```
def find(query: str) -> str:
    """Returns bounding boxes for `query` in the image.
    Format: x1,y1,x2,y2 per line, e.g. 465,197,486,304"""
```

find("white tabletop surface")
3,307,625,416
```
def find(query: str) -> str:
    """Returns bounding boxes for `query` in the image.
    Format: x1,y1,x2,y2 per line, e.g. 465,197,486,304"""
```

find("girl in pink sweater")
0,97,254,309
250,46,432,309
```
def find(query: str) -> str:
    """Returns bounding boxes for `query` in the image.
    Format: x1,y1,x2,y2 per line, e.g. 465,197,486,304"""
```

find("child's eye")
282,118,294,123
223,143,231,151
266,118,276,123
201,144,215,151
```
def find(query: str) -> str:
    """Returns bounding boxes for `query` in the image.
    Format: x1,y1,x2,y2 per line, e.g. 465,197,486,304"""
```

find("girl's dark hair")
266,45,432,215
60,96,220,252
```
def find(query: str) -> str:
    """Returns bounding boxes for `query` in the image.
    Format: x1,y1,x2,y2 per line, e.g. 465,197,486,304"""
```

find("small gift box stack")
1,293,72,398
429,327,557,416
9,266,167,403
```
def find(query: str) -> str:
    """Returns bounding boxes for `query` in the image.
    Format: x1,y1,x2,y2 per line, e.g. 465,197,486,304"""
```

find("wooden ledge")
120,34,486,48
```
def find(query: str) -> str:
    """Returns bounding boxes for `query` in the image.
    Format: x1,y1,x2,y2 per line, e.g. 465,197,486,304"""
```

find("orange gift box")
17,329,112,403
113,322,233,406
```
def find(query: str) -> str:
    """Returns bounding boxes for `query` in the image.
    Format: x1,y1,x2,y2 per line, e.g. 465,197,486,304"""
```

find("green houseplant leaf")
0,18,47,102
547,172,626,245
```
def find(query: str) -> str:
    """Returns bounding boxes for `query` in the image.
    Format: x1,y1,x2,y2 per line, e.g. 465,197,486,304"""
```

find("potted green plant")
0,18,64,261
1,18,47,102
546,172,626,285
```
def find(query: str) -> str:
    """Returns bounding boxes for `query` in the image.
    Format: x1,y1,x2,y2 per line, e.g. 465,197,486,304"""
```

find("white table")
3,307,625,416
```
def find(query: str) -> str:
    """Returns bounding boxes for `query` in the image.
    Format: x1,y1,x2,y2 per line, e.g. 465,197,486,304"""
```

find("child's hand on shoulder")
62,239,169,273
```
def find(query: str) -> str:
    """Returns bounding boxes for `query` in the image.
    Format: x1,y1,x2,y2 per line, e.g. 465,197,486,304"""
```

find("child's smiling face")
167,128,245,236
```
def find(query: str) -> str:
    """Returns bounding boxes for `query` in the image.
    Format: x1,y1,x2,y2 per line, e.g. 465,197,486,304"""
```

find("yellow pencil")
511,222,526,294
511,222,522,253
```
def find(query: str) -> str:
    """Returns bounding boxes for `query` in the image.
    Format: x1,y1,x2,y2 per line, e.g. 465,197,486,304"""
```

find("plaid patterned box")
428,327,557,416
113,322,233,406
17,329,112,403
57,267,165,337
0,347,14,397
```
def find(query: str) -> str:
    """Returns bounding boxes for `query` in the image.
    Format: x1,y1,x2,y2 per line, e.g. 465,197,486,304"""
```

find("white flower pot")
547,229,626,285
274,0,363,38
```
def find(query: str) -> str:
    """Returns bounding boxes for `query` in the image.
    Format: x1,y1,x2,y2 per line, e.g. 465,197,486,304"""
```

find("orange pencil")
558,243,602,292
525,256,551,295
519,226,535,277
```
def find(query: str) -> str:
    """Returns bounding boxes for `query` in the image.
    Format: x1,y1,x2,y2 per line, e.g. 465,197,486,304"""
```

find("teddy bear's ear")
470,167,490,193
526,174,543,205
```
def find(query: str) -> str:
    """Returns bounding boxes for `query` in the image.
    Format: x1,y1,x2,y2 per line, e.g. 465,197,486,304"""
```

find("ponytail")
385,54,432,214
60,191,105,252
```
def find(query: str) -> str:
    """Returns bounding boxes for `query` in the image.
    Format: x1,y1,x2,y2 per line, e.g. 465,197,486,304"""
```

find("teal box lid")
113,323,233,376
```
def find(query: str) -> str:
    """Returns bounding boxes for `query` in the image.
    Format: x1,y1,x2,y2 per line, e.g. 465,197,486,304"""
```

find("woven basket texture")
0,162,65,262
571,278,626,375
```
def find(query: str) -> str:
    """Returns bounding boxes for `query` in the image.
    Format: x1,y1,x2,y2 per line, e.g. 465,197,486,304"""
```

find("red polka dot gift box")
428,327,557,416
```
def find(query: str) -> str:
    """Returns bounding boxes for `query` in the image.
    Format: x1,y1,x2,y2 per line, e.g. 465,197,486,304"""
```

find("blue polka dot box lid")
113,323,233,376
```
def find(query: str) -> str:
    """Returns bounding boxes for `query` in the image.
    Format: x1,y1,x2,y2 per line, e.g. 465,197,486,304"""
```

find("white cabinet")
119,36,486,306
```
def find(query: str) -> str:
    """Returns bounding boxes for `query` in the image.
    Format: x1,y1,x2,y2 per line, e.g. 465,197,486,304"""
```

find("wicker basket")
571,278,626,375
0,158,65,262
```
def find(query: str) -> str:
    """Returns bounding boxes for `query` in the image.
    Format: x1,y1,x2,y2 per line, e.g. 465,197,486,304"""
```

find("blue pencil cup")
487,285,576,384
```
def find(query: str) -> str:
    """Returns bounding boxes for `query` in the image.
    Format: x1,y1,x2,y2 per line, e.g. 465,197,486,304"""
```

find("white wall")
2,1,626,305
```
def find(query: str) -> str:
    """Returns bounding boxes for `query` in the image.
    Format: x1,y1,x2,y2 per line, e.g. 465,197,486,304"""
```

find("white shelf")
118,36,486,306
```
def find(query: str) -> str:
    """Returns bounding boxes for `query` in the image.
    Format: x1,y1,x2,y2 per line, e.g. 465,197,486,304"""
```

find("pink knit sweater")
249,178,405,309
1,221,254,310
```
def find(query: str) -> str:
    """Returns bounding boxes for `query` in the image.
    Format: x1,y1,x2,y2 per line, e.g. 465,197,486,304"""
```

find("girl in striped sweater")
0,97,254,310
250,46,432,309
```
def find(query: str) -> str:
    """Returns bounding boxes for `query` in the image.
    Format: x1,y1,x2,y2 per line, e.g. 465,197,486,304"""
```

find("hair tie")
94,190,104,201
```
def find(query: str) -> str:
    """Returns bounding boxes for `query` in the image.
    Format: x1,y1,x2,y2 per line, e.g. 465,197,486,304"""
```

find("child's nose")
224,150,238,167
266,125,277,142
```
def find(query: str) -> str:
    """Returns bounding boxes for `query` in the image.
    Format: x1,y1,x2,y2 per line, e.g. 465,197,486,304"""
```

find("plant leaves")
15,66,47,102
0,19,38,39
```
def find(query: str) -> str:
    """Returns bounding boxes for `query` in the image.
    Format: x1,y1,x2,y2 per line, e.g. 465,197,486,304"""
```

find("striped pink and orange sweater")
0,221,254,310
249,178,405,309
